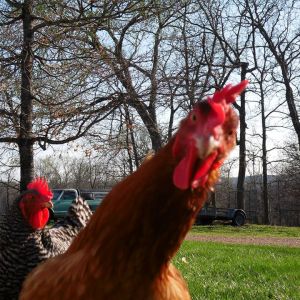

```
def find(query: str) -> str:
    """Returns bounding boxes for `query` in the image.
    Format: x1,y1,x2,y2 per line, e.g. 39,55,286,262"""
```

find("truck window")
52,190,62,201
61,191,77,201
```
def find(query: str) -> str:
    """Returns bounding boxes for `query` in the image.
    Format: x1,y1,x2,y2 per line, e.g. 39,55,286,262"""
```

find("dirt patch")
185,234,300,247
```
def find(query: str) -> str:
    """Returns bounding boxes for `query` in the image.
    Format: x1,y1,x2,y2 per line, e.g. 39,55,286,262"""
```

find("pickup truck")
195,206,246,226
49,189,108,220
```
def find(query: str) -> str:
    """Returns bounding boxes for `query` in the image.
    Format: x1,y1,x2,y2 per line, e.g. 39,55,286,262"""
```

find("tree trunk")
211,192,216,208
124,106,139,172
19,0,34,191
128,101,162,152
260,82,269,224
236,62,248,210
282,73,300,149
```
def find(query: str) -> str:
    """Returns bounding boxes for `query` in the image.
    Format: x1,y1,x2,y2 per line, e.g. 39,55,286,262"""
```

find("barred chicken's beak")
43,201,53,209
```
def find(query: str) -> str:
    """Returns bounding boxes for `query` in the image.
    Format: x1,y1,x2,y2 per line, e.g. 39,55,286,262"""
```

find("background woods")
0,0,299,225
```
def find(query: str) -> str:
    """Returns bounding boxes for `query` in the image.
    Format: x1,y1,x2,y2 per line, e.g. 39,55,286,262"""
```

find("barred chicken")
0,178,92,299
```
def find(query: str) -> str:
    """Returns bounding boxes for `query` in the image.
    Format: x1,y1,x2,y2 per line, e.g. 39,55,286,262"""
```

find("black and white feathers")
0,195,92,300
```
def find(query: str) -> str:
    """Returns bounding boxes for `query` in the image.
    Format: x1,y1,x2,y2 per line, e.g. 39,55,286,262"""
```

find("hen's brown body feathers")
21,141,199,299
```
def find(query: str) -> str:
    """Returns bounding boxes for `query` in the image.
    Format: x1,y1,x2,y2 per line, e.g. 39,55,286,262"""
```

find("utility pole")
236,62,248,210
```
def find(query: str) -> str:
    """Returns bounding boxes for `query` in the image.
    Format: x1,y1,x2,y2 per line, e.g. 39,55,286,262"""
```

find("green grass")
190,224,300,238
173,241,300,300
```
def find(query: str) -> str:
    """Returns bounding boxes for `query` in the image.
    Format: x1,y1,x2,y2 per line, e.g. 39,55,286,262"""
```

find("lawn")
190,224,300,238
173,226,300,300
174,241,299,300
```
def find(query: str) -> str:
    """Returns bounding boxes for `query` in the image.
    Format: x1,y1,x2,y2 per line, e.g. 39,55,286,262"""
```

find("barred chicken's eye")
191,114,197,122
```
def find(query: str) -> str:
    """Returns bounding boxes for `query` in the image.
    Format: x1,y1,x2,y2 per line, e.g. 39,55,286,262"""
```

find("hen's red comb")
210,80,249,104
27,178,53,201
205,80,248,126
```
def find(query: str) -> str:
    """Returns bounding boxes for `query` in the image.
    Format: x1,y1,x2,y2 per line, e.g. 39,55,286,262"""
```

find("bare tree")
279,142,300,197
250,48,274,224
243,0,300,148
0,0,155,190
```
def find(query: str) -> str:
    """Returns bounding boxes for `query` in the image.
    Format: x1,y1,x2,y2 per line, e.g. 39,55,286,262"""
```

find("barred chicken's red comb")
27,178,53,201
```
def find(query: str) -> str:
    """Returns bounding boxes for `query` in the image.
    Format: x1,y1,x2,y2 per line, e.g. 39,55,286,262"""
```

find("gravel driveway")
186,234,300,247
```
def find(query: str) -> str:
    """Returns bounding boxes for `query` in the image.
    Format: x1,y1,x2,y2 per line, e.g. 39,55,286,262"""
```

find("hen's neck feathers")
67,138,213,280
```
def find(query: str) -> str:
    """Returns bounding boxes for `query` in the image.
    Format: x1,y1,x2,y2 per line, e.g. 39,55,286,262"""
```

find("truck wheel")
232,211,245,226
202,219,213,225
195,218,213,225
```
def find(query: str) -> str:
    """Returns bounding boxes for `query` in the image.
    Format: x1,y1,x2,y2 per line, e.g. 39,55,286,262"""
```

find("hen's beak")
195,135,220,159
42,201,53,209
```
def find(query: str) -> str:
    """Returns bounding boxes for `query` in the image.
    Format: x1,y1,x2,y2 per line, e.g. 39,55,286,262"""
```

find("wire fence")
214,179,300,226
1,179,299,226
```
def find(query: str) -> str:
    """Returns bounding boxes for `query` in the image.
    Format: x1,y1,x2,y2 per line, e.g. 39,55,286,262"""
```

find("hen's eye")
191,114,197,122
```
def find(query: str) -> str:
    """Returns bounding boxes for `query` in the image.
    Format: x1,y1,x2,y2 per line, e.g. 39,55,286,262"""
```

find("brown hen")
20,81,248,300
